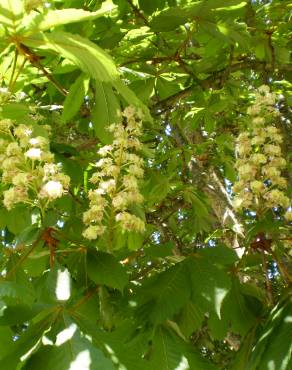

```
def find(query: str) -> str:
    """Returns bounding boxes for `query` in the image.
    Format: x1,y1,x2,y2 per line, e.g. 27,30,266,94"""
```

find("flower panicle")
0,120,70,210
83,106,145,240
232,86,290,215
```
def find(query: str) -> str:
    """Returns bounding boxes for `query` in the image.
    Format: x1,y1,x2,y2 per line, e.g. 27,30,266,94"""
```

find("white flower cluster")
233,86,291,220
0,120,70,210
83,107,145,240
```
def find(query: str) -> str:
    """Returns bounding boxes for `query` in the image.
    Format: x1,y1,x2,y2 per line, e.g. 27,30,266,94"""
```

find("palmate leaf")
148,327,219,370
185,256,231,318
86,250,128,292
247,295,292,370
22,31,152,122
221,279,257,336
22,32,151,120
113,79,153,122
0,0,23,29
136,262,191,324
73,316,150,370
21,4,117,35
0,326,13,359
22,31,119,83
24,324,116,370
61,73,90,123
0,281,35,305
91,81,120,143
0,307,57,370
177,301,204,338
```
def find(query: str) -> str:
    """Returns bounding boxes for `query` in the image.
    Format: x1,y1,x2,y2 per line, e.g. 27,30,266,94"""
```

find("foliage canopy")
0,0,291,369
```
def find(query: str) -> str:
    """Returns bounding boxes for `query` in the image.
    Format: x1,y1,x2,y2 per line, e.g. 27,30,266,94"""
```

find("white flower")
40,180,64,199
115,212,145,232
251,136,265,146
262,166,280,179
264,144,281,156
12,173,29,186
29,136,48,147
270,134,283,144
252,117,265,126
264,190,289,208
237,142,252,156
99,179,116,193
250,153,267,164
83,205,104,224
250,181,264,194
3,186,28,210
128,165,144,178
43,163,59,176
25,148,42,160
269,158,286,168
233,181,245,193
258,85,270,95
88,189,106,204
55,173,70,188
272,177,287,189
112,193,128,210
237,133,250,143
83,225,105,239
266,126,278,136
284,210,292,222
122,106,136,120
14,124,32,139
238,164,256,180
2,157,21,170
123,175,138,190
98,145,112,156
95,158,112,167
41,152,54,162
6,142,22,156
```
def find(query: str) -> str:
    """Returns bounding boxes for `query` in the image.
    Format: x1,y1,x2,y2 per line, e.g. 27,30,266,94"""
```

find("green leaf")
129,78,155,103
5,206,31,235
0,303,42,326
137,262,191,324
86,250,128,292
24,322,116,370
142,171,170,206
15,224,40,246
177,302,204,337
0,281,28,301
185,256,231,318
73,316,149,370
35,264,71,303
0,307,57,369
61,73,90,123
198,245,238,266
0,0,23,29
22,4,117,34
230,328,257,370
0,103,29,120
0,326,13,359
113,79,152,122
221,279,257,336
91,81,120,143
148,327,218,370
139,0,165,14
150,7,189,31
144,242,175,258
23,31,119,82
127,231,144,251
247,296,292,370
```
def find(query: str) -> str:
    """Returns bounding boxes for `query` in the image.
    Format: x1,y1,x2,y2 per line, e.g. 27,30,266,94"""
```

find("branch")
152,60,292,112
